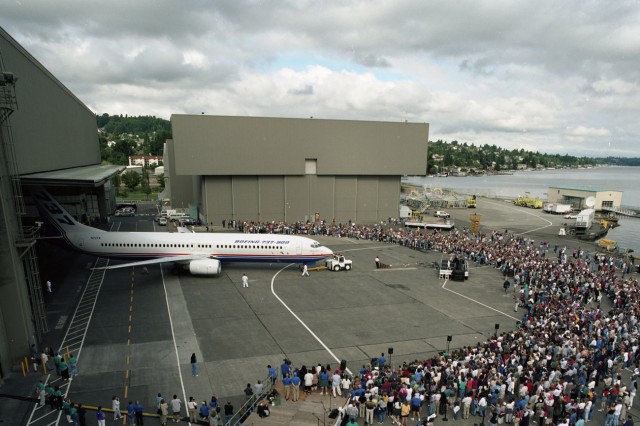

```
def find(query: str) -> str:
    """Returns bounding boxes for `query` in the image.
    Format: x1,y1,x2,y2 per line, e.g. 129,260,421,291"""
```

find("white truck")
325,254,352,271
544,203,572,214
434,210,450,218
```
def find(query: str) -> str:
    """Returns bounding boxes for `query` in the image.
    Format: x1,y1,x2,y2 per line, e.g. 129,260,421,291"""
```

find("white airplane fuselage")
70,229,331,264
33,186,332,275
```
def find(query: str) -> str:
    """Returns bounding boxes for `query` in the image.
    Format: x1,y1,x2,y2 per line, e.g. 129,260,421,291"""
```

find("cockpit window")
311,241,321,248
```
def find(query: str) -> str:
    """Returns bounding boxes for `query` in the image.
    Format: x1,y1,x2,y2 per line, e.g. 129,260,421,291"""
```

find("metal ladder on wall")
0,49,48,339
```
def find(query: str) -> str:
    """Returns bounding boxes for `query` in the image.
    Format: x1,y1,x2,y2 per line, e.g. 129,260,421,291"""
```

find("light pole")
446,335,452,355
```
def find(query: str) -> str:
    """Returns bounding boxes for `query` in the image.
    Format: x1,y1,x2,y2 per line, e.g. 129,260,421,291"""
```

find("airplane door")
296,243,302,254
77,239,84,248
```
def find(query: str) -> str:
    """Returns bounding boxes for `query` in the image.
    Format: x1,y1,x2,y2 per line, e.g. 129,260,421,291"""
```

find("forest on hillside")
96,114,171,165
95,114,639,169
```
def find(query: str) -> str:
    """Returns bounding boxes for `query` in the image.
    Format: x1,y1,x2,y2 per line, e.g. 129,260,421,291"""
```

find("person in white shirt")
304,370,314,394
341,376,351,396
170,395,182,423
462,395,472,419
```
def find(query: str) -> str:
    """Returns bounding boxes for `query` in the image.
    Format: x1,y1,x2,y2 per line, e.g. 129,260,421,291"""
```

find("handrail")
224,375,274,425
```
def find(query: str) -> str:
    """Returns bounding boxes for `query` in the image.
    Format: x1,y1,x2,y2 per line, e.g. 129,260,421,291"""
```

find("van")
168,212,190,221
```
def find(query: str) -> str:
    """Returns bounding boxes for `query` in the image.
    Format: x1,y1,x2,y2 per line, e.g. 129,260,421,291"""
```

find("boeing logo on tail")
32,187,333,276
33,188,80,231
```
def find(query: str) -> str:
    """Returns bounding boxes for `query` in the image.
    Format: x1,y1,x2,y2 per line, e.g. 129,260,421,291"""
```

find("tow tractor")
325,254,352,271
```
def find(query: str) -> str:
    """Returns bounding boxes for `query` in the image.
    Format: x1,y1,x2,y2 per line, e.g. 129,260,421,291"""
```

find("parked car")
115,207,135,217
179,218,196,226
158,217,168,226
564,212,578,219
434,210,450,218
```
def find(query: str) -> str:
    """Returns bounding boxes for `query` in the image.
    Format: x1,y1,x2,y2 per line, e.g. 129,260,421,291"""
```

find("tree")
156,173,165,189
140,169,151,195
121,171,142,191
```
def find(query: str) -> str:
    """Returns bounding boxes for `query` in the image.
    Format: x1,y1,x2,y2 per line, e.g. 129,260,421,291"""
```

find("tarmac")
1,197,637,426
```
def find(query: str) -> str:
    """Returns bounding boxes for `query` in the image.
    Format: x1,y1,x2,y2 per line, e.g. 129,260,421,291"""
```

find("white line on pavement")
270,265,353,376
441,279,521,322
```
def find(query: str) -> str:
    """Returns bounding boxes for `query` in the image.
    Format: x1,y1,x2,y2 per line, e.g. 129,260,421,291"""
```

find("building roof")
20,164,125,186
549,185,621,193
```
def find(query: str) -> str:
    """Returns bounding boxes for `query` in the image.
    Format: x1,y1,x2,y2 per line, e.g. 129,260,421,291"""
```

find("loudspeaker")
388,347,394,355
447,335,452,342
340,359,347,371
328,408,340,419
495,323,500,330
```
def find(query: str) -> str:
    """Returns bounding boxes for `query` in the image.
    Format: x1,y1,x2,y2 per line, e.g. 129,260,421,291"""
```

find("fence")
224,375,274,425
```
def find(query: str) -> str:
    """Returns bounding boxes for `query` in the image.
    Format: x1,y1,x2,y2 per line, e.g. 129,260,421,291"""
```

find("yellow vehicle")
514,197,543,209
467,195,477,208
598,239,618,252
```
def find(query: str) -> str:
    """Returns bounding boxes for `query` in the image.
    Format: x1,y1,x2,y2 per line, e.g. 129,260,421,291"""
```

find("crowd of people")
233,219,639,426
32,217,639,426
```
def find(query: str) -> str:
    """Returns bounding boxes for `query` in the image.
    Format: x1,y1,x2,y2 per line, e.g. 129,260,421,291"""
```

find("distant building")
166,115,429,225
547,186,622,210
128,155,162,167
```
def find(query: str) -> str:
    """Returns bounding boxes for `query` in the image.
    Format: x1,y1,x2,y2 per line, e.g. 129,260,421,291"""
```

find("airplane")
32,186,333,276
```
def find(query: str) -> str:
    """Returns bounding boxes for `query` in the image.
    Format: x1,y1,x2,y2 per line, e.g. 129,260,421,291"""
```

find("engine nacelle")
188,259,222,276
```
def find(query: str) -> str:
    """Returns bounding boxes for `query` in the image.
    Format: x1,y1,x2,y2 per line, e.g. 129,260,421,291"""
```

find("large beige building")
166,115,429,225
547,186,622,210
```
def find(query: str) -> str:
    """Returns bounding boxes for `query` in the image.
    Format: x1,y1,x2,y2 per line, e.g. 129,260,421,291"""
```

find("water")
406,166,640,253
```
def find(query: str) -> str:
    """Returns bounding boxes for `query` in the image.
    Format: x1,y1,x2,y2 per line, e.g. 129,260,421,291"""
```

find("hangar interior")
0,26,120,376
167,115,429,226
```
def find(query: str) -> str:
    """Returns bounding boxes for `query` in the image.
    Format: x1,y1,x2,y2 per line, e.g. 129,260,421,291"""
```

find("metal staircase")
0,51,48,339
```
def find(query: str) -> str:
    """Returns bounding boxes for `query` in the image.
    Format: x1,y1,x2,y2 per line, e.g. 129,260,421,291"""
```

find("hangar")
0,27,120,375
547,186,622,211
166,115,429,226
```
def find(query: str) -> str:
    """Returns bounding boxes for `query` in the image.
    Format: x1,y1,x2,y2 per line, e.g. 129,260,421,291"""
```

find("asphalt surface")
1,198,635,425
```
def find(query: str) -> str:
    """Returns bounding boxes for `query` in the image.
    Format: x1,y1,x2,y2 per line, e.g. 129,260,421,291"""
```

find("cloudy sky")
2,0,639,157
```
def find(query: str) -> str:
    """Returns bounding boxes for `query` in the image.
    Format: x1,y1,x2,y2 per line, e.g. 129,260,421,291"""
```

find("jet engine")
188,259,222,276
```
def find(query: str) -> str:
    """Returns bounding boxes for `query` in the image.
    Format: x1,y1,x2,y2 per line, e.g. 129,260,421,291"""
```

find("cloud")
288,85,314,96
1,0,639,157
568,126,611,138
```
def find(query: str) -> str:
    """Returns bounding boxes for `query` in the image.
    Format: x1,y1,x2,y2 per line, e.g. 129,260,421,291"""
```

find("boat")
404,219,455,230
566,208,609,241
571,222,609,241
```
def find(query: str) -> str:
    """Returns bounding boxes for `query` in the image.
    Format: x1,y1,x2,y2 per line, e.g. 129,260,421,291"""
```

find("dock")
404,220,455,230
601,206,639,218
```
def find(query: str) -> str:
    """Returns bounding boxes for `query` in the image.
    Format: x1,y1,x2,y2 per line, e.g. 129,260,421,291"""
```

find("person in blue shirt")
281,360,290,379
268,364,277,384
291,374,301,401
209,395,218,412
199,402,210,420
96,406,106,426
283,373,293,400
126,401,135,426
378,353,387,367
134,400,144,425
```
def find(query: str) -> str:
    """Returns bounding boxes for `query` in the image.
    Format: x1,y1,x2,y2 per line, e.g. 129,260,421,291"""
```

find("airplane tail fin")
31,186,98,237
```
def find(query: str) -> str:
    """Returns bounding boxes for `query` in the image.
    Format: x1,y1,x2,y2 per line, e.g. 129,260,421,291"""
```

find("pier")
601,206,639,218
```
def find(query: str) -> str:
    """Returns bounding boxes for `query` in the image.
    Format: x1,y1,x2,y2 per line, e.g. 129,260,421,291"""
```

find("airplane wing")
175,226,194,233
94,254,211,270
